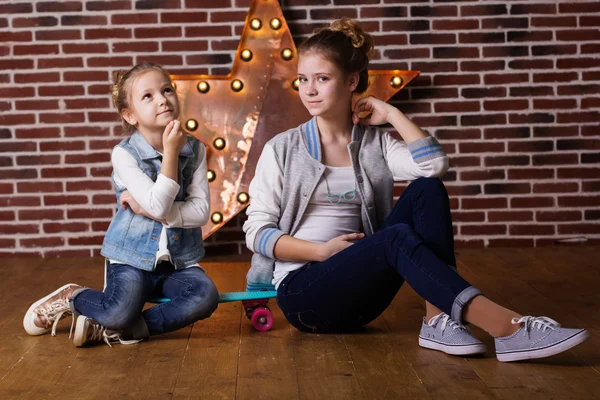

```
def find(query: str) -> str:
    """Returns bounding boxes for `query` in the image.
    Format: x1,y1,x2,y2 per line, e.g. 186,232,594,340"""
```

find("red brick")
510,225,555,236
488,211,533,222
17,155,60,166
0,183,14,194
461,60,506,72
41,167,87,178
481,17,528,29
112,41,159,53
0,59,34,70
90,167,112,177
40,113,85,124
61,15,107,25
507,140,553,153
44,222,89,234
508,59,553,70
484,183,530,195
63,43,109,54
460,142,505,154
533,99,577,110
435,128,480,141
484,99,528,111
0,210,15,221
459,32,504,44
87,1,132,11
460,170,505,181
137,55,184,66
511,3,557,14
461,224,507,235
0,239,16,248
511,197,554,208
69,236,104,246
68,208,114,219
15,127,60,139
488,239,534,247
558,112,600,124
0,114,36,125
533,182,578,194
0,31,32,42
450,211,485,222
454,240,485,248
14,44,59,55
64,71,109,82
185,25,231,37
531,16,576,27
85,28,131,40
14,72,60,83
507,168,554,180
89,112,120,123
162,40,208,52
534,72,578,83
582,98,600,109
18,181,63,193
410,116,457,128
537,211,582,222
484,127,530,140
65,153,110,164
533,126,579,138
462,197,507,210
582,44,600,54
559,196,600,207
0,3,33,13
64,98,109,109
557,29,600,42
35,30,81,41
361,6,406,18
66,180,112,191
433,74,480,86
12,16,58,28
432,19,478,30
0,196,40,207
533,153,578,166
558,168,600,179
410,33,456,45
64,126,111,137
38,57,84,69
88,56,133,67
586,211,600,220
384,48,430,59
93,194,115,204
134,26,181,39
0,224,39,234
0,87,35,98
558,58,600,70
15,99,59,111
461,114,507,126
434,101,479,113
485,156,530,167
37,1,83,12
44,195,88,206
557,224,600,235
449,156,480,168
21,237,65,248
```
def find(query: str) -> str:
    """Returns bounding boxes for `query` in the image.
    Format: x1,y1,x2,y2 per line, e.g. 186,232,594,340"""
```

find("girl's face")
123,69,179,135
297,52,358,119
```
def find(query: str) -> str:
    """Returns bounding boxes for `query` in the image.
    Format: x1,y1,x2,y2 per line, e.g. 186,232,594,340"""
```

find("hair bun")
327,18,374,59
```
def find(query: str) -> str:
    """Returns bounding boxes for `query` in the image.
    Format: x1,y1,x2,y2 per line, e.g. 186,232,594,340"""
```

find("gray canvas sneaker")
495,316,589,362
419,312,487,356
72,315,141,347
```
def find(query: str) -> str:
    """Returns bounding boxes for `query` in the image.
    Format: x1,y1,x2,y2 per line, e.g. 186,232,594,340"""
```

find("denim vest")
100,132,205,270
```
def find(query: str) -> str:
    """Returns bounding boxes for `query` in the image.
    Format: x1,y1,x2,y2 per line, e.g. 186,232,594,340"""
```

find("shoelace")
429,313,467,334
35,299,72,337
87,321,141,348
512,316,560,337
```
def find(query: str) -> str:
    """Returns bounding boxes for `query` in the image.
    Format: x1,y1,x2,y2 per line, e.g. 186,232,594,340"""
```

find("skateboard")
150,290,278,332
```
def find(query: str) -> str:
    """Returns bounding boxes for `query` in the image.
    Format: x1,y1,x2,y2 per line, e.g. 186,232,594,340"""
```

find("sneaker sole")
73,316,89,347
23,283,79,336
419,336,487,356
496,329,590,362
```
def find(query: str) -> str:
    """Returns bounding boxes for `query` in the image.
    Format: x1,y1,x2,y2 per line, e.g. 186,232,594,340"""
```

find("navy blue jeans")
276,178,482,333
72,262,219,339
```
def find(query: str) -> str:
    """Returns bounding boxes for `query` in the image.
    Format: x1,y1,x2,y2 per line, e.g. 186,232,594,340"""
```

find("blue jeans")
276,178,482,333
72,261,219,339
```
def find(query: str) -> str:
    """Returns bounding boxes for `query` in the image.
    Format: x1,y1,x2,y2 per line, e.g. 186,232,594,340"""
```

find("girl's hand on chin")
162,120,186,155
352,96,394,126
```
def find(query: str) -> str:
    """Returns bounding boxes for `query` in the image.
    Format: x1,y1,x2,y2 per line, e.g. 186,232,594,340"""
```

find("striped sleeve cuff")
408,136,446,163
253,226,286,258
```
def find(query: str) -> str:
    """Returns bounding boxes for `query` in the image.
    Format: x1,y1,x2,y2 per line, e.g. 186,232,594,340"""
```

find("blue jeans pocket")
293,310,329,333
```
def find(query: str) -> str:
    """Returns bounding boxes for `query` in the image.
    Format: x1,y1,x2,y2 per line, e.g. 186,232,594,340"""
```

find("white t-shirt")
273,166,362,288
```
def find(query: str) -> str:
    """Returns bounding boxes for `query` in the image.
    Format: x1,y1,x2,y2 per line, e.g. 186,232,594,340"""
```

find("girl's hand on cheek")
352,97,394,126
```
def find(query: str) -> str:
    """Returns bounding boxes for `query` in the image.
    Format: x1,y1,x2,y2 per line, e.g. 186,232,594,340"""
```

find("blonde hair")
298,18,374,93
111,62,173,135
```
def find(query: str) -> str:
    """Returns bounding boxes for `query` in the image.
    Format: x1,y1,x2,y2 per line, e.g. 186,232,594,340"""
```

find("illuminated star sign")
171,0,419,239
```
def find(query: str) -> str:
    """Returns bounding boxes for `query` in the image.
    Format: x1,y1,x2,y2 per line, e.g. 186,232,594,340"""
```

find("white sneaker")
419,313,487,356
495,316,589,362
72,315,141,347
23,283,83,336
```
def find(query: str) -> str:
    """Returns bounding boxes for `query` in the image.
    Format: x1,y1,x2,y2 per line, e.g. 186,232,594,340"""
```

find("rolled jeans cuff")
451,286,482,323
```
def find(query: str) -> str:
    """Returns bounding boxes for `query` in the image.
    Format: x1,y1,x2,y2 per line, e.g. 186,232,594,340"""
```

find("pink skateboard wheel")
250,307,273,332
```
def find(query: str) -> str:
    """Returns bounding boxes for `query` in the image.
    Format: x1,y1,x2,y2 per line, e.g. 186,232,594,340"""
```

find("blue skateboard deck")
150,290,277,304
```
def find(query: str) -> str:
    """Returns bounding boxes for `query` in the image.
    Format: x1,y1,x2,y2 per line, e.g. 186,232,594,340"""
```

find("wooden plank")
172,262,245,400
456,249,600,399
382,286,495,400
342,316,432,399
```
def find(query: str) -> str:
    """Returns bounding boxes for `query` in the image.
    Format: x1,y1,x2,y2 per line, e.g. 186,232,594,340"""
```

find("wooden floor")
1,247,599,399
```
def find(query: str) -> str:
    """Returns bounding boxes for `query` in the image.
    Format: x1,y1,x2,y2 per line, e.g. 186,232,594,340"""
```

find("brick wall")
1,0,599,257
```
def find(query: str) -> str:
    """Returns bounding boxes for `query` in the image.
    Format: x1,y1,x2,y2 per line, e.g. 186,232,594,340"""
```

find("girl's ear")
121,108,137,127
347,71,359,92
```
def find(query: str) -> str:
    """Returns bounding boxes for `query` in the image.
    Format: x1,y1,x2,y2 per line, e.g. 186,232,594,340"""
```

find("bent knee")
186,278,219,319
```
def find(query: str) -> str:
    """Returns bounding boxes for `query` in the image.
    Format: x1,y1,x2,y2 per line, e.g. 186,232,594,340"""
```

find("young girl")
243,19,589,362
23,62,219,347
